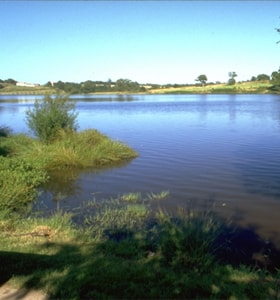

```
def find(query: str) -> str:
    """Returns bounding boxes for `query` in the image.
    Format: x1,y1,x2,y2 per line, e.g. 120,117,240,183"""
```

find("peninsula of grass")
0,128,137,212
0,193,280,299
4,129,138,171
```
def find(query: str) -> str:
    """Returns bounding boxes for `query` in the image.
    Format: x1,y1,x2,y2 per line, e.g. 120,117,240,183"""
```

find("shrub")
0,126,12,137
228,78,236,85
25,94,78,143
0,157,48,212
0,126,12,156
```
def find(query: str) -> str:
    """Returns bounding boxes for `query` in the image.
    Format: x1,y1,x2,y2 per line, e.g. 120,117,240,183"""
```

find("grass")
149,81,274,94
1,129,137,171
148,190,170,200
0,193,280,299
0,84,57,95
0,129,137,212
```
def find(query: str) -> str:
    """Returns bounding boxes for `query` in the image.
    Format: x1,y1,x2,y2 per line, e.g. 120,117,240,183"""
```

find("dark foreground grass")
0,194,280,299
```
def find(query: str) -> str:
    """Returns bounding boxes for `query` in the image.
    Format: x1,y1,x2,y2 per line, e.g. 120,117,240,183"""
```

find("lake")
1,93,280,245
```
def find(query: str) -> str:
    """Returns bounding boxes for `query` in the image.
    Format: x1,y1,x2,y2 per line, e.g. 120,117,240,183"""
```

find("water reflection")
70,94,139,102
235,136,280,198
36,159,134,212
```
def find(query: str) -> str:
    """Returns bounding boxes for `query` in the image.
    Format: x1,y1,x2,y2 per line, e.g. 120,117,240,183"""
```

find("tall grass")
2,129,137,171
0,156,47,212
44,129,138,169
0,129,137,212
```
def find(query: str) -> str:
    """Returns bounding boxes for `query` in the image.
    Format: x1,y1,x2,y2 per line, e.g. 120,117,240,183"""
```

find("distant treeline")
46,79,149,94
0,78,17,88
1,68,280,94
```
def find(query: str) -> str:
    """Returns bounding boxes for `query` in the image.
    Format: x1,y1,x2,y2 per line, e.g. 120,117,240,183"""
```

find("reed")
44,129,138,170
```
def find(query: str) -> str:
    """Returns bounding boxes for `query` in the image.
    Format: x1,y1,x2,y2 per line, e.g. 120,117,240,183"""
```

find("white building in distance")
16,81,40,87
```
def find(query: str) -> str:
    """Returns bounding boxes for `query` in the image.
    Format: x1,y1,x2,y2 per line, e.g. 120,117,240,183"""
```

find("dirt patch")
0,283,48,300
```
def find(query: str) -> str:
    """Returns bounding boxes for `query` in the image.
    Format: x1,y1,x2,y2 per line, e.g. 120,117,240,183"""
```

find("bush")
0,126,12,137
228,78,236,85
25,94,78,143
0,157,47,212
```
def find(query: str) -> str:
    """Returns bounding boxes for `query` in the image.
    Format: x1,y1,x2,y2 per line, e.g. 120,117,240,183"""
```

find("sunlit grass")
147,190,170,200
2,129,138,171
150,81,273,94
121,192,142,203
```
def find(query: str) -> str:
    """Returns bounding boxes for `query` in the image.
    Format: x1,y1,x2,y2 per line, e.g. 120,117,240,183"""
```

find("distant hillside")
0,83,56,95
149,81,275,94
0,79,278,95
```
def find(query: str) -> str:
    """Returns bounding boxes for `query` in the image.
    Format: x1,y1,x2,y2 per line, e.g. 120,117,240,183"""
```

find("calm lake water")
1,94,280,244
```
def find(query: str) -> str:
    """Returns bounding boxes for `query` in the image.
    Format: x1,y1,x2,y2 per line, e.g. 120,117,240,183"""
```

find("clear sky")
1,1,280,85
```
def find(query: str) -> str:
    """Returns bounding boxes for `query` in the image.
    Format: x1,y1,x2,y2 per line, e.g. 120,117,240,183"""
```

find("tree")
251,76,257,82
5,78,16,85
81,80,96,93
114,79,141,92
25,94,78,143
257,74,270,81
107,78,112,89
271,69,280,84
228,72,237,85
268,69,280,92
195,74,207,86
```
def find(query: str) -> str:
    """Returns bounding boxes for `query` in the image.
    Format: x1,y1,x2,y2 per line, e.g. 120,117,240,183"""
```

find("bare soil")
0,283,48,300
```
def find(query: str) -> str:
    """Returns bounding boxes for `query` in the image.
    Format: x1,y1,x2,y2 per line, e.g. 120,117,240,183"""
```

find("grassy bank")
0,193,280,299
0,129,137,211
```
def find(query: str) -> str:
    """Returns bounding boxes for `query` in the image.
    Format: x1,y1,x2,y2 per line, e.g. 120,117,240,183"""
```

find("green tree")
251,76,257,82
270,69,280,92
114,79,141,92
81,80,96,93
5,78,17,85
257,74,270,81
228,72,237,85
195,74,207,86
54,81,65,91
271,69,280,84
25,94,78,143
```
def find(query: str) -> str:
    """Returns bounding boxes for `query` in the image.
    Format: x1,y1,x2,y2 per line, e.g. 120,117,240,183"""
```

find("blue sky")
1,1,280,85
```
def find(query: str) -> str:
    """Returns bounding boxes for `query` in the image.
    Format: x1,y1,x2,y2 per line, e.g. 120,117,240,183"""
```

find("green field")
149,81,274,94
0,84,57,95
